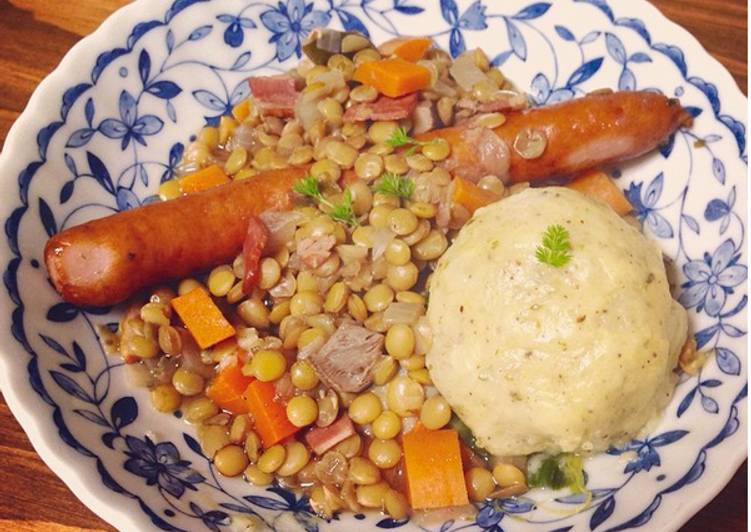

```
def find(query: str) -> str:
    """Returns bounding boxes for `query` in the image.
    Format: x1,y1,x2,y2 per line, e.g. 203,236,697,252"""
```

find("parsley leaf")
535,224,572,267
528,454,586,493
386,127,414,148
293,174,322,200
327,188,357,226
293,174,358,227
385,127,439,156
373,172,415,199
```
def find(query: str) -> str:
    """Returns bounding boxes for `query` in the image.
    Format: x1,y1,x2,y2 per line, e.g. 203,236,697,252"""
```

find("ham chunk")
305,416,356,455
308,323,383,393
343,93,418,122
248,74,300,117
297,234,336,269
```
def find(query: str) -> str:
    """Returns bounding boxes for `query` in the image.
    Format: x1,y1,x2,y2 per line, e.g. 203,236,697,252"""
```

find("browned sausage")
45,91,688,308
44,166,308,307
418,91,690,183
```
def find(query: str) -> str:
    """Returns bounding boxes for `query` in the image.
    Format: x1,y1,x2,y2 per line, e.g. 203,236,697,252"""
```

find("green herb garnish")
386,127,436,155
293,174,358,227
528,454,586,493
448,415,491,466
373,172,415,199
535,224,572,267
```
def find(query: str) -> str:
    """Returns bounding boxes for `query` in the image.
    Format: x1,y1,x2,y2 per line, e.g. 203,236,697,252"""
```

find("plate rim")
0,0,746,530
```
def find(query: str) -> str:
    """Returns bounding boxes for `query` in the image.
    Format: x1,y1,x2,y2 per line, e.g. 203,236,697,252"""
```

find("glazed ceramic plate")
0,0,746,530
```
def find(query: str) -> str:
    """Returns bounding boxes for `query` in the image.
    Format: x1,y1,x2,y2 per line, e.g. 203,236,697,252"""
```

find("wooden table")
0,0,746,530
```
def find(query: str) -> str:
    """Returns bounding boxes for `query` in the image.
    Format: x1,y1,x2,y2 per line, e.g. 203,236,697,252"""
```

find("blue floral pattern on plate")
0,0,746,531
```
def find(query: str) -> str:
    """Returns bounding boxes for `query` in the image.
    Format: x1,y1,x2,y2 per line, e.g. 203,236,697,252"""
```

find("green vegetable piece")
293,174,358,227
293,174,322,199
528,454,586,493
328,188,357,226
535,224,572,267
448,415,491,466
302,29,374,65
373,172,415,199
385,127,438,155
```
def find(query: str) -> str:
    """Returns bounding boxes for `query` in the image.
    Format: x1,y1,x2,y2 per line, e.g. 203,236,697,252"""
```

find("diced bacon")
248,75,300,117
343,93,418,122
297,234,336,269
305,415,356,455
242,216,269,294
308,323,383,393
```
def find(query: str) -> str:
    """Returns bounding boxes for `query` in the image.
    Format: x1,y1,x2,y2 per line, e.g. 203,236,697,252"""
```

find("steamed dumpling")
426,187,687,456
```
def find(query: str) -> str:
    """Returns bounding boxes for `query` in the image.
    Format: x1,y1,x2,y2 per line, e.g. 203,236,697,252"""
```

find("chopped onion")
315,450,349,486
295,97,323,130
384,302,423,326
371,228,395,261
124,361,154,388
260,210,304,252
513,127,547,159
216,352,239,372
270,271,297,298
413,316,433,356
228,122,259,152
150,355,180,384
237,327,261,352
449,51,488,91
178,329,215,378
274,373,295,401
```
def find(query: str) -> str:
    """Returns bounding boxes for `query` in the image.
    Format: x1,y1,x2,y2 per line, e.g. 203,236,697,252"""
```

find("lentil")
368,439,402,469
286,395,319,427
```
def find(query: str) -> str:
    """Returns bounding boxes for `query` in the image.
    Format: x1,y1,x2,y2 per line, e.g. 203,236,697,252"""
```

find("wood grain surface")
0,0,746,530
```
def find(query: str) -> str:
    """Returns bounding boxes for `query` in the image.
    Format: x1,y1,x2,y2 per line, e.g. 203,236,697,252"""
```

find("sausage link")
419,91,691,183
45,92,689,307
44,166,308,307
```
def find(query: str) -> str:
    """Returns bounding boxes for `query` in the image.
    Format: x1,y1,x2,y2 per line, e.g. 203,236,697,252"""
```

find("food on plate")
427,188,688,456
44,166,307,307
43,29,697,520
44,89,688,308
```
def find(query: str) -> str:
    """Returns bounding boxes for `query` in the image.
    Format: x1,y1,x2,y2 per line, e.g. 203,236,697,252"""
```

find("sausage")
44,166,308,307
45,91,688,307
418,91,691,183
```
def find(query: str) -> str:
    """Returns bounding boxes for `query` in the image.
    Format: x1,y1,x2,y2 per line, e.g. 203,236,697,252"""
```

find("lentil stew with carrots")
49,28,699,523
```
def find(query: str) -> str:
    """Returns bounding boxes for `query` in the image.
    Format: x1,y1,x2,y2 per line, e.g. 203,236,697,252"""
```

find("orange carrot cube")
171,287,235,348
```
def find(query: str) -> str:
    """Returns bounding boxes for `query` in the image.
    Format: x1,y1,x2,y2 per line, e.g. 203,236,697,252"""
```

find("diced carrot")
206,359,254,414
180,164,231,194
379,37,433,62
451,177,502,214
566,169,633,215
171,287,236,349
353,58,431,98
402,428,469,509
304,415,355,455
232,99,251,122
244,380,299,447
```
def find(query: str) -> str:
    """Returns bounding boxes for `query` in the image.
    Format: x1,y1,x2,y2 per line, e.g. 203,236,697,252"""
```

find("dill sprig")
293,174,358,227
535,224,572,267
328,188,356,226
386,127,436,155
372,172,415,199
